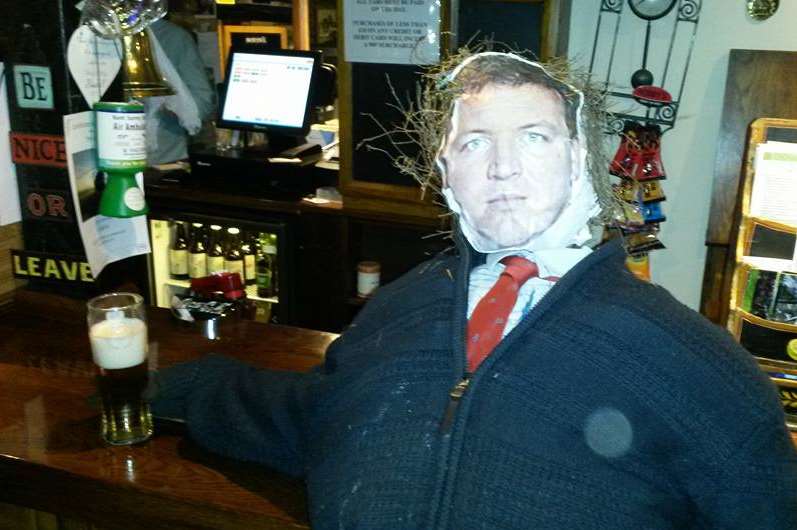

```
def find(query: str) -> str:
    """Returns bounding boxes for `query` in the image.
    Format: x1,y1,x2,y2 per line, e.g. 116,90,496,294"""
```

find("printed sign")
344,0,440,65
231,32,283,48
11,249,94,284
64,111,151,277
24,189,72,221
13,65,54,110
10,132,67,168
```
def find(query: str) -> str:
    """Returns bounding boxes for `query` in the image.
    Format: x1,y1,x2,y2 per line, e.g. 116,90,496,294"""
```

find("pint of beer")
87,293,153,445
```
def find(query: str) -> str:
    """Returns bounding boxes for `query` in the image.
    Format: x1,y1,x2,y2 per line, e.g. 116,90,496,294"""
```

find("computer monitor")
217,46,321,151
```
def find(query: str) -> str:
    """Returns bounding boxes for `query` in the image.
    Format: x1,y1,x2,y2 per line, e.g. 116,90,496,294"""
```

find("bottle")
206,224,225,274
224,227,245,282
241,231,257,286
256,233,274,298
169,221,189,280
188,223,207,280
264,233,278,297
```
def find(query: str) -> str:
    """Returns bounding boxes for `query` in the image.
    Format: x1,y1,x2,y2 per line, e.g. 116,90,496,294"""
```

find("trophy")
80,0,173,99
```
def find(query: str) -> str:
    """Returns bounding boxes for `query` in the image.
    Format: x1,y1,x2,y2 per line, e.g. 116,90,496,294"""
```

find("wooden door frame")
336,0,570,221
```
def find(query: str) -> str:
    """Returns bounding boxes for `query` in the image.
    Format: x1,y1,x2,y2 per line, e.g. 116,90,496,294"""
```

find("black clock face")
628,0,678,20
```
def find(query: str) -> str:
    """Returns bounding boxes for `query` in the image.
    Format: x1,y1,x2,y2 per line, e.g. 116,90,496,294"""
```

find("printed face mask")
436,53,600,253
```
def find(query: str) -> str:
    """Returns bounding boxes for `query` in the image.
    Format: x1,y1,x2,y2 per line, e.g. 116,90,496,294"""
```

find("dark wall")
1,1,140,297
457,0,544,55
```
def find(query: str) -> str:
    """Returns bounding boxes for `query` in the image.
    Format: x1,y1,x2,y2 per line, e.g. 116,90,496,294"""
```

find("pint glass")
87,293,153,445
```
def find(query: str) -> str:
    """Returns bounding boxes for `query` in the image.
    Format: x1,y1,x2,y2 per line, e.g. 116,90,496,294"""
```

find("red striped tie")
466,256,546,373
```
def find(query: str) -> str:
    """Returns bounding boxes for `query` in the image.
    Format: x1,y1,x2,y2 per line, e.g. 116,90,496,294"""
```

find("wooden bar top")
0,290,337,530
2,291,796,530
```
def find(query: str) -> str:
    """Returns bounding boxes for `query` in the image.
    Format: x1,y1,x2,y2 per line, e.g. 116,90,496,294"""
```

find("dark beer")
96,362,153,445
88,302,152,445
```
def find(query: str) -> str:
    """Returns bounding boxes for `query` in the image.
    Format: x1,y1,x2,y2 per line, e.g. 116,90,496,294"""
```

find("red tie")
466,256,546,373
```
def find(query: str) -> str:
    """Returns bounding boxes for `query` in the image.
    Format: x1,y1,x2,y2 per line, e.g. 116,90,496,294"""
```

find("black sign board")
11,249,94,284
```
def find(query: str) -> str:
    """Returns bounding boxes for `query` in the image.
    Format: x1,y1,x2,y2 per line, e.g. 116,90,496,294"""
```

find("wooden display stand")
701,50,797,325
726,118,797,429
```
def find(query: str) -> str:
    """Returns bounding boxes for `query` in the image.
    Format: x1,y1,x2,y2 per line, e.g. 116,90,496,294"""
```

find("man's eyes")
461,138,489,152
458,131,552,152
521,131,549,144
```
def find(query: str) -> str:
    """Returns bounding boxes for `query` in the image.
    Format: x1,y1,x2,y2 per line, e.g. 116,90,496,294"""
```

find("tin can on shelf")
357,261,381,298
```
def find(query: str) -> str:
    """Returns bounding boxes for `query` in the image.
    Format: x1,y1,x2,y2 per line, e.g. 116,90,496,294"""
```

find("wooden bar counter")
0,290,337,530
2,291,797,530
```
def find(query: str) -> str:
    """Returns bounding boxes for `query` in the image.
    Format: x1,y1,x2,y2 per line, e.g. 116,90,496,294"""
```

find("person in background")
146,18,215,165
149,52,797,529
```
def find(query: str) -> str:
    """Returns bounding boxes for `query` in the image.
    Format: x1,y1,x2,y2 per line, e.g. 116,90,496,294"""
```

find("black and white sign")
344,0,440,65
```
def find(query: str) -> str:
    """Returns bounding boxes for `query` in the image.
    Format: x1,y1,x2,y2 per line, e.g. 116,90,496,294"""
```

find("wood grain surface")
702,49,797,322
1,290,795,530
0,290,338,530
0,223,23,303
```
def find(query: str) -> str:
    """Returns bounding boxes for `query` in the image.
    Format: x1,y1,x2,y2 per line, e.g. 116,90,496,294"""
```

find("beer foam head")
90,317,147,370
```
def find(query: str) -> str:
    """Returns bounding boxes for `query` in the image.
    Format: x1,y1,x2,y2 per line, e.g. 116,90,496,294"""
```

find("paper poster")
0,63,21,226
751,141,797,227
751,141,797,270
67,25,122,107
344,0,440,65
63,111,151,277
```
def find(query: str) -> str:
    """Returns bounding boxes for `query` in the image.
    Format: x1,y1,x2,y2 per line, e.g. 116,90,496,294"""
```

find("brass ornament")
747,0,779,21
121,31,173,99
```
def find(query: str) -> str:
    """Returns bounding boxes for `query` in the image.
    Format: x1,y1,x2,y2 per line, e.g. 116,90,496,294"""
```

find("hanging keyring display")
589,0,702,271
589,0,701,133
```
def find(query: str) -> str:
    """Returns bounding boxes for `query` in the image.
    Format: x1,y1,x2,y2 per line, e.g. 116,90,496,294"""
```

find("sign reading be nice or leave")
13,65,54,110
11,249,94,284
10,132,67,168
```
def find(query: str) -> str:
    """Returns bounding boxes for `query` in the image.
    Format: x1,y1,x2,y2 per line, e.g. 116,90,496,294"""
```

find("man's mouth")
487,194,526,204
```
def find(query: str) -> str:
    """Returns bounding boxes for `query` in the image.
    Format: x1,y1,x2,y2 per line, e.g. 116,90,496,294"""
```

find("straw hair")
358,46,619,226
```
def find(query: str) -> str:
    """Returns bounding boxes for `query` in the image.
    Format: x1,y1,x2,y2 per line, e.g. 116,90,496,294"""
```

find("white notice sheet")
64,111,151,277
751,141,797,227
344,0,440,65
0,63,21,226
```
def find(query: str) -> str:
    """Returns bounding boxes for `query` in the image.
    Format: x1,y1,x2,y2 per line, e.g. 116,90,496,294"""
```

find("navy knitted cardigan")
152,238,797,529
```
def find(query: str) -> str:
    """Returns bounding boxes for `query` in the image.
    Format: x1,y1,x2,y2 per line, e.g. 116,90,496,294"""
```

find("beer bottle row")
168,221,278,298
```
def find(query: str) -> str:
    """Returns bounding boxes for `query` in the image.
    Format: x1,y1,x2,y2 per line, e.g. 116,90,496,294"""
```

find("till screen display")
222,53,314,129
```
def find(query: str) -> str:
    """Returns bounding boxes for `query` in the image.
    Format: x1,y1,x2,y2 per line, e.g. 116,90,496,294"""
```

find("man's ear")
436,155,449,188
569,138,585,184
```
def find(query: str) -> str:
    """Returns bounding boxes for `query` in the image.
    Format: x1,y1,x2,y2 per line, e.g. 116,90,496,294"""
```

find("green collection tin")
94,101,147,174
94,101,148,218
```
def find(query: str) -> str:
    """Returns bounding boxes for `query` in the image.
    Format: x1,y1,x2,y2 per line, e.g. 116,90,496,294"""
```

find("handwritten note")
67,26,122,107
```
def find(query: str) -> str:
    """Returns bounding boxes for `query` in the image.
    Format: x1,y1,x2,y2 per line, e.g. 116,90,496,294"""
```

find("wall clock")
628,0,678,21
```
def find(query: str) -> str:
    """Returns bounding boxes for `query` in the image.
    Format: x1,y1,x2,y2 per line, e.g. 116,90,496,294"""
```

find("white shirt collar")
485,246,592,278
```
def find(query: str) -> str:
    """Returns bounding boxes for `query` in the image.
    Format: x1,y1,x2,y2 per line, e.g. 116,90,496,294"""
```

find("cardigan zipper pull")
439,378,470,433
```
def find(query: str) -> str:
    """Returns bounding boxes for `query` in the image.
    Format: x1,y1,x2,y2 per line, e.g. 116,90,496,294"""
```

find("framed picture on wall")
217,24,288,79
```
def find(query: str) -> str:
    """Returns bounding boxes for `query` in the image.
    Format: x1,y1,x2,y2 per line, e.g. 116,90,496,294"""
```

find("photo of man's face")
439,73,582,252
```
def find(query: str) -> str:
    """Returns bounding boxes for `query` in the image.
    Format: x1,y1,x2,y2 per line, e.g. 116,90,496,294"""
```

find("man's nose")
488,142,521,180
